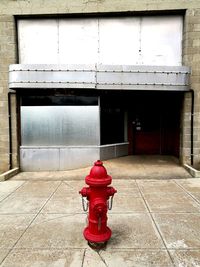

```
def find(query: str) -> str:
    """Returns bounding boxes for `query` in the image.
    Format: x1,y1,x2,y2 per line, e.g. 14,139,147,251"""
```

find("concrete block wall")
1,1,200,172
183,9,200,165
180,92,192,164
10,93,18,169
0,15,17,173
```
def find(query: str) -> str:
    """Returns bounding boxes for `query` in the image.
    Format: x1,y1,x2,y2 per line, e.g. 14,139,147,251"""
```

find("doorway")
128,92,183,157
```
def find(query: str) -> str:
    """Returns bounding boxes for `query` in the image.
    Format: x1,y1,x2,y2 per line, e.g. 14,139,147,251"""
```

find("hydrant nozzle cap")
94,160,103,166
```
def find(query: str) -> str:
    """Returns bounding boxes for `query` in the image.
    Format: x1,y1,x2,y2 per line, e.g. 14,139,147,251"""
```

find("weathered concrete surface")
0,176,200,266
0,0,200,15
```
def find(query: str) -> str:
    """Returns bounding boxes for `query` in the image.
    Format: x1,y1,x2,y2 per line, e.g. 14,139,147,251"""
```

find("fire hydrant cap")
94,160,103,166
85,160,112,186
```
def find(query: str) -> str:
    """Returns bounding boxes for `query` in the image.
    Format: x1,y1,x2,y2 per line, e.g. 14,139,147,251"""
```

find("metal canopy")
9,64,190,91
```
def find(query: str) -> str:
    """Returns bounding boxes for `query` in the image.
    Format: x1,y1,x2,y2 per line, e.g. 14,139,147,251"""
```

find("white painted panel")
18,16,183,66
20,147,100,171
60,147,99,170
20,148,60,171
140,16,183,66
58,19,98,64
98,18,140,65
18,20,58,64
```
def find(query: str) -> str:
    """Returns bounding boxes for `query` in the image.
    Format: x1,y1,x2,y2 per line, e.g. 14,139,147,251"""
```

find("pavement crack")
0,181,26,203
173,179,200,207
0,249,13,266
81,248,86,267
97,250,109,267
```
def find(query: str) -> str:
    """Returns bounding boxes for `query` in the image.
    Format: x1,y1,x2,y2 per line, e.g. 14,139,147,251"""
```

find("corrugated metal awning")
9,64,190,91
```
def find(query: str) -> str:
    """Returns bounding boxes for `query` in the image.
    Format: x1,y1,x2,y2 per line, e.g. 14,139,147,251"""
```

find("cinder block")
186,16,200,24
12,153,19,168
182,148,191,156
193,39,200,46
183,128,191,137
0,154,9,174
0,119,9,129
183,47,200,55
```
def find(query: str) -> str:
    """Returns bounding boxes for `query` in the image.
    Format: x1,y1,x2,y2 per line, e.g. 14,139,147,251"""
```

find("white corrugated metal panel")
58,19,99,64
18,16,183,66
140,16,183,66
98,18,140,65
18,20,58,64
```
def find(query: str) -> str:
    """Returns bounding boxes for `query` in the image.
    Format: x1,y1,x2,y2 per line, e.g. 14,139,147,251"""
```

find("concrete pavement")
0,178,200,266
12,156,190,181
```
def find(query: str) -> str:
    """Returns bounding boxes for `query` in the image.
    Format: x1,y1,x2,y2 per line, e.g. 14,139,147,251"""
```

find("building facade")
0,0,200,172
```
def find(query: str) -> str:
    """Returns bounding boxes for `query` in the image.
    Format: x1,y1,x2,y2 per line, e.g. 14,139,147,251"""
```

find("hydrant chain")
107,195,114,210
98,216,102,231
81,196,88,212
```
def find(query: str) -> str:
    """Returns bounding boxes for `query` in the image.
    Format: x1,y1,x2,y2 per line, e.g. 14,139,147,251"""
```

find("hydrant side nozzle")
79,187,90,197
107,186,117,197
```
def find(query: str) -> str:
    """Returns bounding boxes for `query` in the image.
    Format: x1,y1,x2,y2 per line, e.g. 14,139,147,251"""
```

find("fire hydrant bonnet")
85,160,112,186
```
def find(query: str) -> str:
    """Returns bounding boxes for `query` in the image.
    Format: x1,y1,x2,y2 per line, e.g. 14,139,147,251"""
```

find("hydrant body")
79,160,117,244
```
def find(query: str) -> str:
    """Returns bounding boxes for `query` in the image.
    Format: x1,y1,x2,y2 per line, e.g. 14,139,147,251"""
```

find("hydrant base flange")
83,226,112,243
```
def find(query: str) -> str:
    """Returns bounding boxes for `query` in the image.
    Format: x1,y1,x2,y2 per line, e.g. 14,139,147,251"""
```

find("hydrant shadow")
107,230,122,247
87,230,121,252
88,241,108,251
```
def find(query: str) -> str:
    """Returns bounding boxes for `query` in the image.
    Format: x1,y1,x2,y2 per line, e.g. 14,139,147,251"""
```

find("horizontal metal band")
9,64,190,91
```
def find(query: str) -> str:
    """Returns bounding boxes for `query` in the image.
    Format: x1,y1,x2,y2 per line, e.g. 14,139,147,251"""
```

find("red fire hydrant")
79,160,117,247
